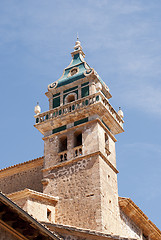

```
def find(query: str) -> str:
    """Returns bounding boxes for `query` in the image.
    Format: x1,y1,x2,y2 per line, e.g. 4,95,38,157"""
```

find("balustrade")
58,151,67,162
35,92,123,127
74,146,82,157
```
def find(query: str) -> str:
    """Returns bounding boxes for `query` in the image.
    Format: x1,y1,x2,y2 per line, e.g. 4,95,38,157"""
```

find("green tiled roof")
57,53,88,88
48,41,104,90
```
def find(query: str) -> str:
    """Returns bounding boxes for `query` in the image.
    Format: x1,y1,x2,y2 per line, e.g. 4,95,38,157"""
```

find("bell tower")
34,39,124,235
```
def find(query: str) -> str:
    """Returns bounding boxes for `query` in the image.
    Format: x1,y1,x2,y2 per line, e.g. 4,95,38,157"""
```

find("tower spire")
74,36,81,51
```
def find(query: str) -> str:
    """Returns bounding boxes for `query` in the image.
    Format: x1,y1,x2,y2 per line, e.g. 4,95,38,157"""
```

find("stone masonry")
0,39,160,240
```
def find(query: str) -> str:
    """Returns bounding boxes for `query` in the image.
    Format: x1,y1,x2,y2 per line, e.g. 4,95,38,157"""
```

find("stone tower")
34,39,124,235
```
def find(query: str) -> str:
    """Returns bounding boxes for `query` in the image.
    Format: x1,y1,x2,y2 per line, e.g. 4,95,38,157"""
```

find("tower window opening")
68,95,75,103
47,209,51,221
81,85,89,98
74,131,82,147
65,93,77,104
74,131,82,157
59,136,67,152
105,133,109,150
53,96,60,109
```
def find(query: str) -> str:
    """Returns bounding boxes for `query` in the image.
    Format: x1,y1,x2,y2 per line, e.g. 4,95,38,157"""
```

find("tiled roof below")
0,156,44,178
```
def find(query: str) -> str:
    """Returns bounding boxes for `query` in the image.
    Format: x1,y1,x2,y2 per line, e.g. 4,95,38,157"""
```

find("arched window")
74,131,82,147
67,94,75,103
59,136,67,152
65,92,77,104
74,131,83,157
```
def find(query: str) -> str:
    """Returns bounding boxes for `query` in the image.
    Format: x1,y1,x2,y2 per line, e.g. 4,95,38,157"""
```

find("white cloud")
0,0,161,117
117,84,161,116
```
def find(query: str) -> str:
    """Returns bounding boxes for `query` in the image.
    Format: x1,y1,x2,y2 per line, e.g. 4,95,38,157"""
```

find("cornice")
42,151,118,174
7,188,59,204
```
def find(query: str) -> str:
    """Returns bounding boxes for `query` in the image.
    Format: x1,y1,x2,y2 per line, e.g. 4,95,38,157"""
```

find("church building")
0,39,160,240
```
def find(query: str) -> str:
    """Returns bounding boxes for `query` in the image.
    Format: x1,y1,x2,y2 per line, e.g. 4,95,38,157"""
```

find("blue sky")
0,0,161,230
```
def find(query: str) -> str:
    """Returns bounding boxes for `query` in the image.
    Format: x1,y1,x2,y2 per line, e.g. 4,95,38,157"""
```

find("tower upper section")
34,39,124,137
47,39,110,93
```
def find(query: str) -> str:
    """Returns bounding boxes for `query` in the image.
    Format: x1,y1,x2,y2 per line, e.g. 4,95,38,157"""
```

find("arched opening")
74,131,83,157
74,131,82,147
59,136,67,152
65,92,77,104
67,95,75,103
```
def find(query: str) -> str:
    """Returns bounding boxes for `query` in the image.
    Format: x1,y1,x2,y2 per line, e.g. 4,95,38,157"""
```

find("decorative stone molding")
67,67,79,77
48,81,58,90
84,68,94,77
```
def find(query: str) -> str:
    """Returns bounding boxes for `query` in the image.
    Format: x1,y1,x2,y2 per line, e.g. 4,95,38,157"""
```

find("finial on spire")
74,34,82,51
71,35,85,58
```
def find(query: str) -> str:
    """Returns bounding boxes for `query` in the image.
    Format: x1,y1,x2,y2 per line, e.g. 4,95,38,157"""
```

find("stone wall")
42,120,120,234
27,198,55,222
119,209,141,239
0,225,18,240
99,155,119,235
14,197,56,223
0,158,43,194
43,155,103,231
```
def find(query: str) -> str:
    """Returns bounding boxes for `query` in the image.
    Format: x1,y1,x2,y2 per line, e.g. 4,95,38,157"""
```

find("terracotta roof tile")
0,156,44,173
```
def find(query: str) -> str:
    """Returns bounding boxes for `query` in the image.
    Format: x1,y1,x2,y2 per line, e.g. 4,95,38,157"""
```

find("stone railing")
58,150,67,162
35,92,123,127
74,146,83,158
